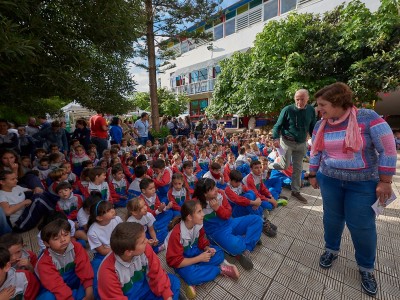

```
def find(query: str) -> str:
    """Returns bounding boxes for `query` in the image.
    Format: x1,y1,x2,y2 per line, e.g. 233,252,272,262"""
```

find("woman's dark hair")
168,200,199,231
75,119,87,127
314,82,353,109
0,149,23,178
0,247,10,268
87,200,114,227
193,178,216,209
110,117,120,126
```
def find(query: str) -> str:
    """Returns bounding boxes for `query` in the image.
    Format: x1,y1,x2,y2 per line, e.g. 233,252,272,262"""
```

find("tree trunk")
145,0,160,131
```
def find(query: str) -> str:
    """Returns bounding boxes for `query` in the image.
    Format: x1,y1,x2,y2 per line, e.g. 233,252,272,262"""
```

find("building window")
264,0,278,21
198,68,208,81
281,0,297,14
213,65,221,78
214,24,223,41
190,99,208,116
250,0,263,9
190,71,199,83
225,18,235,36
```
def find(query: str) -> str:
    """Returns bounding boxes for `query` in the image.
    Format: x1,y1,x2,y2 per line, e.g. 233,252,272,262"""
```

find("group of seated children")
0,129,297,299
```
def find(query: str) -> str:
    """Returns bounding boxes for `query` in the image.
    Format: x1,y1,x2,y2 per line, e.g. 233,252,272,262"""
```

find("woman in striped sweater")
308,82,396,296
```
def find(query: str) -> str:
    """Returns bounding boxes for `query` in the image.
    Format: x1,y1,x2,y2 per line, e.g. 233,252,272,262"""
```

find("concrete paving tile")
283,288,306,300
323,286,342,300
288,277,306,295
263,290,284,300
226,282,247,299
267,280,286,297
341,284,362,299
302,287,323,300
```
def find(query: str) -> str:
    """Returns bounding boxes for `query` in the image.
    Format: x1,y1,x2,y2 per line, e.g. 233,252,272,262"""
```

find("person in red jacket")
0,233,37,273
98,222,181,300
166,200,239,299
0,247,39,300
35,219,94,300
167,173,191,217
152,159,173,202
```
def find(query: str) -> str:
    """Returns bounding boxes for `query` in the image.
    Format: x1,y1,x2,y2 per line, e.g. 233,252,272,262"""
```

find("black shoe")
263,221,277,237
319,251,338,269
236,250,253,270
257,239,263,246
291,191,308,204
264,219,277,231
359,271,377,296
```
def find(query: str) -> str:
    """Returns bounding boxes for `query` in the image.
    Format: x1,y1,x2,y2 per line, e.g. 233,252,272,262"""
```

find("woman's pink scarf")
311,106,362,156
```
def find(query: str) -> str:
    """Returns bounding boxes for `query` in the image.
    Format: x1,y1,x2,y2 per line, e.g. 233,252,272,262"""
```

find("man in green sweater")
269,89,316,203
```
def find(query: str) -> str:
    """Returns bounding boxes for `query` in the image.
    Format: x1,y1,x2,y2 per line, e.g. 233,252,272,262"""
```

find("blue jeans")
317,172,377,272
0,208,11,236
138,136,148,145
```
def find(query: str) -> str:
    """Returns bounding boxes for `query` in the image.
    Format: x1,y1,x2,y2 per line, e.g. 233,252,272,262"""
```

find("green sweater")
272,104,316,143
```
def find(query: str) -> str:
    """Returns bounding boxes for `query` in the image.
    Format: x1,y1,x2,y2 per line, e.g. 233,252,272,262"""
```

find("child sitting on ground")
167,173,191,217
192,178,263,271
35,219,94,300
203,162,226,190
108,165,129,207
152,159,173,202
83,167,110,201
126,197,165,253
0,233,37,272
165,200,239,299
182,161,198,197
71,144,90,177
98,222,181,299
0,247,39,299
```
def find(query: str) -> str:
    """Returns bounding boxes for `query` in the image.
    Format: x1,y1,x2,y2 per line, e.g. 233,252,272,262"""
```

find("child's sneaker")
186,285,196,299
263,209,270,219
277,199,288,206
158,244,165,252
220,264,240,279
236,250,253,270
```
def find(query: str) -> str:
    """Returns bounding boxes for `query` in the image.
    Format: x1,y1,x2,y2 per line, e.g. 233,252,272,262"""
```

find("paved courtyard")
22,158,400,300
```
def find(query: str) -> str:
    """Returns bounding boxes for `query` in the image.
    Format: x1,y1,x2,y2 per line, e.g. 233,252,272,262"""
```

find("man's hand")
273,139,280,148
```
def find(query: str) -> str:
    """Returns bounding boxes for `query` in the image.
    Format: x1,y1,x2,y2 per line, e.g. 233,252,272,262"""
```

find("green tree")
0,0,142,115
136,0,221,130
133,88,190,116
209,0,400,116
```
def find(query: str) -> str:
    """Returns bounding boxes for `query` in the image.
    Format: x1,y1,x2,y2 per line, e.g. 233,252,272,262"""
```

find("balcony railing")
174,78,215,95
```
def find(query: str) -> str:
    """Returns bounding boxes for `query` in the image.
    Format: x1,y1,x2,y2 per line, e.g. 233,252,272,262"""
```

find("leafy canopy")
208,0,400,117
133,88,190,117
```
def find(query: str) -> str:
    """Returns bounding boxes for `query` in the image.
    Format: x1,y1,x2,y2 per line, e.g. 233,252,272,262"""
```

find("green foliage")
133,88,190,116
150,126,170,140
209,0,400,116
0,0,142,115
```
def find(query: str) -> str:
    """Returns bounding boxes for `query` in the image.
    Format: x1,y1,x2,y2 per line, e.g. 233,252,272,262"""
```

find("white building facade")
158,0,381,119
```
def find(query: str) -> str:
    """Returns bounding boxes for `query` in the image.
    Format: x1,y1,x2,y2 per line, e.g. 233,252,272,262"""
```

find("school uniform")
128,177,142,198
127,212,162,253
203,171,227,190
196,157,210,179
87,216,122,299
196,191,262,256
35,241,93,300
98,244,180,300
109,177,129,207
83,181,110,201
0,267,39,299
55,194,83,220
223,162,236,183
71,154,90,177
243,172,274,211
139,194,172,248
167,187,190,217
37,219,77,251
182,173,197,196
165,221,224,286
11,248,38,271
152,167,172,202
225,183,263,218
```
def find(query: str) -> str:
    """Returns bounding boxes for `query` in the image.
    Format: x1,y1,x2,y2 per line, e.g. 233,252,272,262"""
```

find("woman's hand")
376,182,392,205
309,177,319,189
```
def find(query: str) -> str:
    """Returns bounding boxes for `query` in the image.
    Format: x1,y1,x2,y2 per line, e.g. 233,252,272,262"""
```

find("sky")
129,0,239,92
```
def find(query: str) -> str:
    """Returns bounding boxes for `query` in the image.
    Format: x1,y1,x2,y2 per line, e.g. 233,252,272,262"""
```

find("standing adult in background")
71,119,91,150
309,82,396,296
269,89,316,204
33,120,68,155
37,116,50,131
133,112,150,145
25,117,39,137
89,111,108,158
109,117,123,145
184,115,191,137
0,119,18,151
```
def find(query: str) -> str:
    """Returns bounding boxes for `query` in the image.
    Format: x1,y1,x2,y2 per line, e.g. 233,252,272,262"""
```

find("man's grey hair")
295,89,309,97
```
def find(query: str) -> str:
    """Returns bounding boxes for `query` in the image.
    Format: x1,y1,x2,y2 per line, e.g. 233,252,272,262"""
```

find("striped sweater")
309,109,396,181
